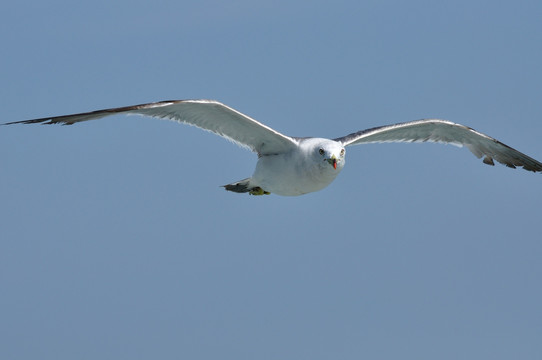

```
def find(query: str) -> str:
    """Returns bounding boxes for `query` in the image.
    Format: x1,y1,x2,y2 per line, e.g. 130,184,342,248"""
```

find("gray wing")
334,119,542,172
4,99,298,155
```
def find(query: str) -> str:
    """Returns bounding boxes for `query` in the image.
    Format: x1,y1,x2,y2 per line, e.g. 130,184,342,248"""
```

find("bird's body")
245,138,345,196
4,99,541,196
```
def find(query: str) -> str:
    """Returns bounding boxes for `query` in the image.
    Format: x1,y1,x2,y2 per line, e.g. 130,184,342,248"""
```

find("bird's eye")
319,148,325,156
340,149,345,157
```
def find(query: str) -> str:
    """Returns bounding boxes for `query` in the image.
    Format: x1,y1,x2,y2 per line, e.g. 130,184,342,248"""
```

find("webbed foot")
249,187,270,196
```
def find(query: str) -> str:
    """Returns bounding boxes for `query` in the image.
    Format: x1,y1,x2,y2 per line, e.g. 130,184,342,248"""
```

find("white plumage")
4,99,541,196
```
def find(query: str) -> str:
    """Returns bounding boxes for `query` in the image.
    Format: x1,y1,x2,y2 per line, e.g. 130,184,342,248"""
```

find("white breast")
251,146,344,196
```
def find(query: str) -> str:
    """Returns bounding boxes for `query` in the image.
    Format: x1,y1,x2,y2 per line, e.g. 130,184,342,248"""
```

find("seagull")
4,99,541,196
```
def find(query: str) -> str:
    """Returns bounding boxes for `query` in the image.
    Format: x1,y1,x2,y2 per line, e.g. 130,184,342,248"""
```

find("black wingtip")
2,119,54,126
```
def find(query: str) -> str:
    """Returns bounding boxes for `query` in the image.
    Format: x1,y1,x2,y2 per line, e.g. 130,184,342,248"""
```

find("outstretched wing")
4,99,298,155
334,119,542,172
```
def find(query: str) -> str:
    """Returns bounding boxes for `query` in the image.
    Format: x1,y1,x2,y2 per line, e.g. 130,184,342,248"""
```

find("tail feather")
223,178,270,195
223,178,252,193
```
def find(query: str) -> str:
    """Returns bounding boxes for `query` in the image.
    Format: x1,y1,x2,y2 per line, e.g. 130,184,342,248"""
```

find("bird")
4,99,541,196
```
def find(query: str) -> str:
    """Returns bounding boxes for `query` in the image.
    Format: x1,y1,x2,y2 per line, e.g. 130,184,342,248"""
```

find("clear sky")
1,1,541,359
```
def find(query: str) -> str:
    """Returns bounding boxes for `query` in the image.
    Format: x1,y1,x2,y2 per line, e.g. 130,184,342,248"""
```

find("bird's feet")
249,187,270,196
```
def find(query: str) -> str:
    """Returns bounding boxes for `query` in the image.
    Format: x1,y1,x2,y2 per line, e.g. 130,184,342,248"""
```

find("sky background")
1,1,541,359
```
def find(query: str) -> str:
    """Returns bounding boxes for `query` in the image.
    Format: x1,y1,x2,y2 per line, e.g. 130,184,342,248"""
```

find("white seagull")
4,99,541,196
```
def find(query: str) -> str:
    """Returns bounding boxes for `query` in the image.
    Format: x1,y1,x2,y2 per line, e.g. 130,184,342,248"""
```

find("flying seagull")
4,99,541,196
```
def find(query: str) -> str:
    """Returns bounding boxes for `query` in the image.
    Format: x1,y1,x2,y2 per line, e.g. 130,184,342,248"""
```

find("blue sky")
1,1,541,359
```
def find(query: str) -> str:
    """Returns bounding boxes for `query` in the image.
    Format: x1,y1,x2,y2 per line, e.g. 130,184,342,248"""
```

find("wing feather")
4,99,298,155
334,119,542,173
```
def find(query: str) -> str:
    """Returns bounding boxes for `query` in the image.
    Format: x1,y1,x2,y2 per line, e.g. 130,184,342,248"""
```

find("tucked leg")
249,187,270,196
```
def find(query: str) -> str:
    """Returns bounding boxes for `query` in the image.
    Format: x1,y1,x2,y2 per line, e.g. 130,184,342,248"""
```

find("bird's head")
310,139,346,171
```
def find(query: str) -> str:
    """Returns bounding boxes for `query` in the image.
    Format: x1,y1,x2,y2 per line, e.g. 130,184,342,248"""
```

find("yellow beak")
327,155,337,169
